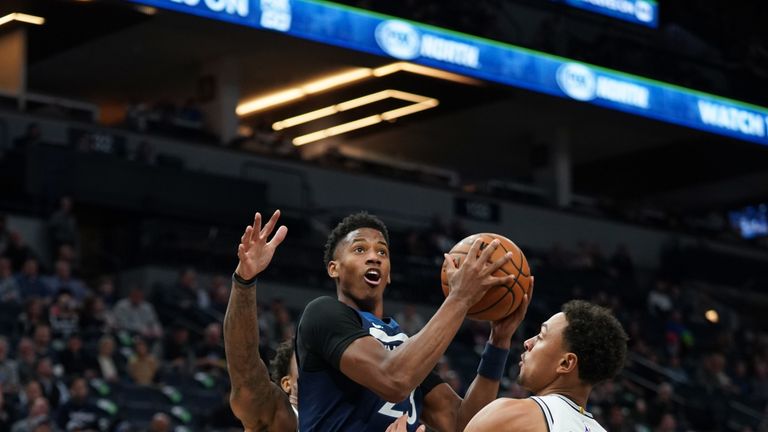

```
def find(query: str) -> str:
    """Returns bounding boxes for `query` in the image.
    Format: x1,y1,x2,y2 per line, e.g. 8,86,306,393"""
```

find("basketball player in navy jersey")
464,300,627,432
225,210,532,431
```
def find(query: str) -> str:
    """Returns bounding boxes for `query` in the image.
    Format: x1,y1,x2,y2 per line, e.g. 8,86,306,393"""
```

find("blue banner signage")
128,0,768,147
559,0,658,28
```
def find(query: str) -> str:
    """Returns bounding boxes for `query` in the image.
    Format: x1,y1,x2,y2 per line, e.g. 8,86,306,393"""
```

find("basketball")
441,233,532,321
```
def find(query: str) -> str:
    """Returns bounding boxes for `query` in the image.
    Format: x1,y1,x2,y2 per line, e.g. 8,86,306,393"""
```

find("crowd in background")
0,196,766,432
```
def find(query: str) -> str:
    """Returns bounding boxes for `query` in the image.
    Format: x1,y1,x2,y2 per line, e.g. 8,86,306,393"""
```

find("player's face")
517,312,568,393
328,228,391,311
282,353,299,406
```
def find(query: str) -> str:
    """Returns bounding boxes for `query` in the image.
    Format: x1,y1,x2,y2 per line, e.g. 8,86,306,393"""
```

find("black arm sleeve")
297,296,370,372
419,369,446,396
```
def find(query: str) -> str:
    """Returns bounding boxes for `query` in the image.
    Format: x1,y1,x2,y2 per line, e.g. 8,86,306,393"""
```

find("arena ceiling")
6,0,768,213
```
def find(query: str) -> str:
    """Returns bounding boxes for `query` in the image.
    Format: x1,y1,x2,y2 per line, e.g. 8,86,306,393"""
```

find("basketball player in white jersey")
465,300,627,432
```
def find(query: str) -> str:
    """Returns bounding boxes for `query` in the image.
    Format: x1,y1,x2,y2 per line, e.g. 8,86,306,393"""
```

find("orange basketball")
441,233,532,321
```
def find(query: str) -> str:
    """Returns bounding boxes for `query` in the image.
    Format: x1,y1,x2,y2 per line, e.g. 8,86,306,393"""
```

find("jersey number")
377,390,417,425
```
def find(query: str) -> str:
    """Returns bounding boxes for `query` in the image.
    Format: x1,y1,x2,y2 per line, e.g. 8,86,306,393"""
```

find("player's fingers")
443,253,458,271
483,251,513,276
267,225,288,249
477,239,500,265
485,274,516,288
241,225,252,245
464,238,484,264
250,213,262,243
417,426,426,432
261,209,281,239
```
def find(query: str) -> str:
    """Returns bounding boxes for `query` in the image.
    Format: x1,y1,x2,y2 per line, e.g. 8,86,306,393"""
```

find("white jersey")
530,394,606,432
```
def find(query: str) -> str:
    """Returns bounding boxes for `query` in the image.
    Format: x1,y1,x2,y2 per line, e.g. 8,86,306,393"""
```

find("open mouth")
363,268,382,286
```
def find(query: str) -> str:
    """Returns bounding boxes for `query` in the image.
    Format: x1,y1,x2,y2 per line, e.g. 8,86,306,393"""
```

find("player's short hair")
323,212,390,267
269,339,295,385
562,300,628,385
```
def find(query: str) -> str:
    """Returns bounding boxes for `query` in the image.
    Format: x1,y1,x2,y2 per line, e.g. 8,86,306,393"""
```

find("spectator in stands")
127,336,158,386
16,259,51,301
43,260,87,301
55,377,101,432
147,412,171,432
31,326,52,359
0,337,20,393
113,287,162,340
663,355,690,384
94,276,117,307
162,324,193,372
607,404,634,432
394,304,426,336
195,323,226,374
47,197,78,255
13,123,42,149
750,358,768,404
648,382,681,429
0,256,20,303
78,295,114,336
48,290,79,340
4,233,36,273
15,339,36,384
33,358,66,410
14,380,42,419
697,352,732,394
0,384,16,432
0,213,9,255
610,244,635,280
179,267,209,310
17,299,47,338
207,276,230,316
54,244,78,273
94,335,120,383
648,280,674,317
655,413,677,432
10,396,50,432
58,335,92,377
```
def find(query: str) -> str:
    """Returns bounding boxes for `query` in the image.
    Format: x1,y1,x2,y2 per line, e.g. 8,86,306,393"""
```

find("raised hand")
234,210,288,281
490,276,535,348
444,239,516,308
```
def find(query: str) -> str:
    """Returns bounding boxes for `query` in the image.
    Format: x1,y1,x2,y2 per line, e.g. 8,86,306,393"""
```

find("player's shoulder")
300,296,360,329
302,296,345,317
465,398,547,432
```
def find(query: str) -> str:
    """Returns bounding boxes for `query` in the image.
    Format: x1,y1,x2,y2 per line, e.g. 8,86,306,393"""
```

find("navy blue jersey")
296,297,442,432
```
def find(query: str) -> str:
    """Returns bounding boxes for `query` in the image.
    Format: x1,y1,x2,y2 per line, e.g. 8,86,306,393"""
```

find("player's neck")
537,384,590,410
337,291,384,318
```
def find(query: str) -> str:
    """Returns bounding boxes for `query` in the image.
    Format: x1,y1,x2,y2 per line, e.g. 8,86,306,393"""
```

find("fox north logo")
634,0,653,23
556,63,597,102
375,20,421,60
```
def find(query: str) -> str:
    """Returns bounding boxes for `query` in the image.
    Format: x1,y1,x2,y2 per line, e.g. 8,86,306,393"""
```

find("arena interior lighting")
291,90,439,146
236,62,476,117
0,13,46,27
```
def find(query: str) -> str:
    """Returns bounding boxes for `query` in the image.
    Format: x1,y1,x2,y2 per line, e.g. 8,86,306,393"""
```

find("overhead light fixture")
290,90,439,146
237,67,373,116
237,62,478,117
374,62,479,85
134,5,158,15
0,13,46,27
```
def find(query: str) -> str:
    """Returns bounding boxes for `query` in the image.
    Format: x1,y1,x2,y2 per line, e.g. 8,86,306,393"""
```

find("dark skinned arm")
224,210,296,431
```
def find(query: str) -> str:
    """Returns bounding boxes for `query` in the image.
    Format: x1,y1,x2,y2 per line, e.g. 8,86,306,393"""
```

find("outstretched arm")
339,239,517,403
463,398,545,432
422,280,534,432
224,210,296,431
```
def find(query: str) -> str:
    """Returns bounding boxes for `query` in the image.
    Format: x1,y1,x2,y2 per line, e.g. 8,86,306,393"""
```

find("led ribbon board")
128,0,768,147
559,0,658,28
